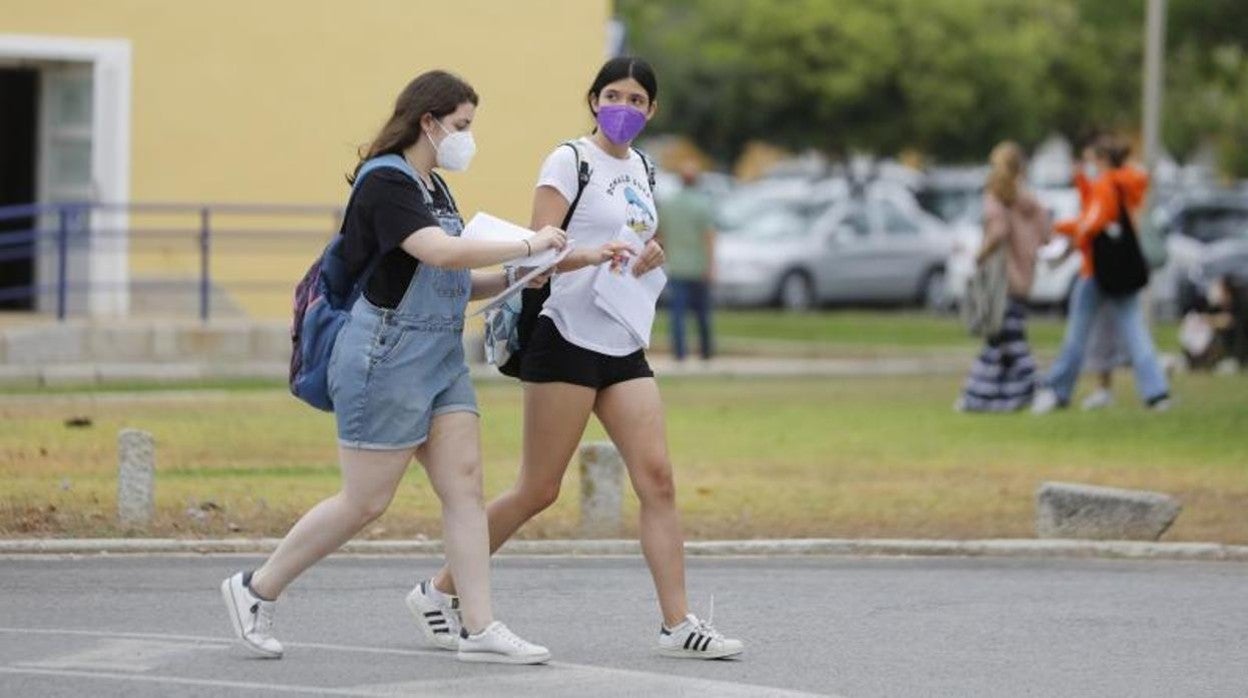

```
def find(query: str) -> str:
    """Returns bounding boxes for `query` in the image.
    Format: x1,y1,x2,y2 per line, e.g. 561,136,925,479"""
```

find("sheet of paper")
591,226,667,345
462,212,564,267
470,245,573,317
1038,237,1070,261
462,212,532,243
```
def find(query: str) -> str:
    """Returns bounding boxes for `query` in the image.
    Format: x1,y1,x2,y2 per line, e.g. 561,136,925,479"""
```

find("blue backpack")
289,154,418,411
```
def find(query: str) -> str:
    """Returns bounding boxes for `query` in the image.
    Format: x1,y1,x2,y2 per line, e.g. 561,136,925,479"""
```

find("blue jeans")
1044,277,1169,404
669,279,713,361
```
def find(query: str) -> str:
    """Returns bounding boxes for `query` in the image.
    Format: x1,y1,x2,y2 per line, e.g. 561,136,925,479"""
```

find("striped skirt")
959,300,1037,412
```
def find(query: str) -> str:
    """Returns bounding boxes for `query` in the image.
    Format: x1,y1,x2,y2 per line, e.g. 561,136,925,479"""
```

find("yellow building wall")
3,0,610,318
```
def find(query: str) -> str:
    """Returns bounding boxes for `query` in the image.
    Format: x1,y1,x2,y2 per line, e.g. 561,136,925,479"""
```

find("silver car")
714,189,954,310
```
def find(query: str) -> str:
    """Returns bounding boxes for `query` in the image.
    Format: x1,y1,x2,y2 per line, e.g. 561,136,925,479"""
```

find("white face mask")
429,118,476,172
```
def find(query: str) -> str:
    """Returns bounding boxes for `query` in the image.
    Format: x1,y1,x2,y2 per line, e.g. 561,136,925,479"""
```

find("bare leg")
594,378,689,627
415,411,494,633
250,446,411,600
433,382,596,595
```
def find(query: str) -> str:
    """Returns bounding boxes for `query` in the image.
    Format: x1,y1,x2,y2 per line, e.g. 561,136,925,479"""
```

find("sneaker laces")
254,601,276,635
490,623,532,651
693,596,724,641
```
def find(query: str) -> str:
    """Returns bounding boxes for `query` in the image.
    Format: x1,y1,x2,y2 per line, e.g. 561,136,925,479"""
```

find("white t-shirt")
536,137,659,356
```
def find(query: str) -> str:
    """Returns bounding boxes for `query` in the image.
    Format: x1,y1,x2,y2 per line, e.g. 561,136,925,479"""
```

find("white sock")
428,579,456,605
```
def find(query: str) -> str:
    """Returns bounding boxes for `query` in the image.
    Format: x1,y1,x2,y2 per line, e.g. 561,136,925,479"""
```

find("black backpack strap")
632,147,657,195
428,171,459,213
559,140,593,229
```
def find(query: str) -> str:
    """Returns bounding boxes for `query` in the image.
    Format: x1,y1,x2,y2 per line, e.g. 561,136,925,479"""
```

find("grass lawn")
651,309,1181,357
2,371,1243,543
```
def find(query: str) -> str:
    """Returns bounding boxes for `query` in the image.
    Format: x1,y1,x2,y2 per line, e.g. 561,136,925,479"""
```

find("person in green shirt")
658,160,717,361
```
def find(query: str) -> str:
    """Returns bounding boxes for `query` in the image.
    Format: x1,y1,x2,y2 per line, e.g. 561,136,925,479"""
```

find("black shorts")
519,316,654,390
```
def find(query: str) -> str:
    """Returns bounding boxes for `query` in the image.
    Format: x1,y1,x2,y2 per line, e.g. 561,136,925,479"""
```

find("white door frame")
0,34,132,316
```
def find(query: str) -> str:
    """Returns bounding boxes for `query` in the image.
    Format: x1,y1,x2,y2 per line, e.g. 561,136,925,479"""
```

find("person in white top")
418,57,744,660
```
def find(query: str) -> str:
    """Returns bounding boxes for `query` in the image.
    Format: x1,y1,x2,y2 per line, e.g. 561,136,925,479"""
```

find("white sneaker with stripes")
658,613,744,659
405,579,460,650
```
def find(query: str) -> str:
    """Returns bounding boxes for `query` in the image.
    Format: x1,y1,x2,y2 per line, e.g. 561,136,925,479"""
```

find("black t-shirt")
339,168,457,309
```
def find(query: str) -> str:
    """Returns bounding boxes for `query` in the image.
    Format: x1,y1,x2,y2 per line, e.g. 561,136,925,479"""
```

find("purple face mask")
596,104,648,144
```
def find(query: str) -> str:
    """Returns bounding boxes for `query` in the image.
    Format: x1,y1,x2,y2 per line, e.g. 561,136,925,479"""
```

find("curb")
1,538,1245,561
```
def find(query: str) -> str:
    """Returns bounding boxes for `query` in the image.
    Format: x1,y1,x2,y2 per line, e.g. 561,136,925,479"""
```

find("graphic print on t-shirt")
605,173,656,236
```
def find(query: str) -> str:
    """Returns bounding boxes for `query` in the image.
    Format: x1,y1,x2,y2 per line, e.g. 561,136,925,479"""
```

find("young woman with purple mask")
410,57,745,660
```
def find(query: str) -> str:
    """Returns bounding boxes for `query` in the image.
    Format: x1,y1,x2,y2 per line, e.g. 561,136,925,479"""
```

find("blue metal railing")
0,201,344,321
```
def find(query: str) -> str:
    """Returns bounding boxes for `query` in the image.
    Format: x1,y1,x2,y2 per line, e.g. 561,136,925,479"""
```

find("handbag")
962,247,1008,338
1091,184,1150,296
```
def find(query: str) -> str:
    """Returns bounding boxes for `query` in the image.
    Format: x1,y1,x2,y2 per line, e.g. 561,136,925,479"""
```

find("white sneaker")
1081,388,1114,411
1030,388,1063,415
220,571,283,658
658,613,744,660
457,621,551,665
405,579,460,651
1149,397,1173,413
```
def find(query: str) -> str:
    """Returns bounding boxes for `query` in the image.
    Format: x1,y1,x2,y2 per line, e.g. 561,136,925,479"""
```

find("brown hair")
985,141,1025,206
348,70,479,184
1092,134,1131,168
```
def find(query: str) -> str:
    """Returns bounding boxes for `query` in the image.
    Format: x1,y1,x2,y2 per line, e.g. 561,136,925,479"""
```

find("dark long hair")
1092,134,1131,168
586,56,658,120
348,70,478,184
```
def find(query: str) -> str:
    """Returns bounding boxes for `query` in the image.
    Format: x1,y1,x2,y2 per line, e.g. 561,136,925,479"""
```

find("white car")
945,187,1082,309
715,187,954,310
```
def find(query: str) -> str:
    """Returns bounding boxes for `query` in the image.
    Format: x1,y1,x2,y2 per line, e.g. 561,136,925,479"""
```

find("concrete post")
118,428,155,527
579,442,623,538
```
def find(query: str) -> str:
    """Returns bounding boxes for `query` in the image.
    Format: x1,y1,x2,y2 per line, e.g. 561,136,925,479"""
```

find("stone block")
1036,481,1181,541
251,323,292,363
2,323,87,365
86,325,154,362
175,324,252,361
579,442,624,538
118,429,156,528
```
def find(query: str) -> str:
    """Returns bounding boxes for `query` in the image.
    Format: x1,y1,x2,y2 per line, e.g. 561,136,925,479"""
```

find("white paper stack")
591,226,667,346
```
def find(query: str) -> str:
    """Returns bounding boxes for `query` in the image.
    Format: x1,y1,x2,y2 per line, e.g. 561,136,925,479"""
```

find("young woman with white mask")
221,69,565,665
416,57,745,660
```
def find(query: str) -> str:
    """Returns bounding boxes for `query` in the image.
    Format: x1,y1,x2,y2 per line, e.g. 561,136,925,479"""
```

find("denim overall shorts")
327,176,476,450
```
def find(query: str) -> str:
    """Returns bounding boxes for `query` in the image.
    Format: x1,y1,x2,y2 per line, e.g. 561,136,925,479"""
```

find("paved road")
0,555,1243,697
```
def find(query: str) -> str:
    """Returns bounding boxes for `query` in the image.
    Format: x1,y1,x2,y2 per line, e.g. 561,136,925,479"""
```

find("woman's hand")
588,241,636,271
530,225,568,254
526,270,553,288
632,239,666,277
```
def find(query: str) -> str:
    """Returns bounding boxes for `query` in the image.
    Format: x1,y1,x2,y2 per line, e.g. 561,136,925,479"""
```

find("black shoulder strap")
560,140,593,230
632,147,657,194
428,171,458,212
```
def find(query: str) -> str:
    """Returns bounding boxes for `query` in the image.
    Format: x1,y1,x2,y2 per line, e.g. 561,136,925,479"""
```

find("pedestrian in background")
659,158,718,363
1033,135,1171,414
956,141,1050,412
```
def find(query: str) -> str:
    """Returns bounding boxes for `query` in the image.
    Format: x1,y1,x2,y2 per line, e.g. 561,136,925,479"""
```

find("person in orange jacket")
1032,135,1171,413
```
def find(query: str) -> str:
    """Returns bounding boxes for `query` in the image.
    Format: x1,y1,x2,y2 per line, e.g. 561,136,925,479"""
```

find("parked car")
1146,190,1248,319
714,188,954,310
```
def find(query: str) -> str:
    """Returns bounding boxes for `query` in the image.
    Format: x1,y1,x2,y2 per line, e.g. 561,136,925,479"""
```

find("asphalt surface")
0,555,1244,697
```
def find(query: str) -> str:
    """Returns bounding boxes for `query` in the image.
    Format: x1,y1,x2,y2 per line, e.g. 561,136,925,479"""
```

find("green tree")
617,0,1248,175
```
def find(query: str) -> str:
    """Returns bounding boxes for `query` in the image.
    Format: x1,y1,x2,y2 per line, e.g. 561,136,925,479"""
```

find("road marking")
0,666,375,696
0,626,837,697
355,664,828,697
0,626,445,658
17,638,218,672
